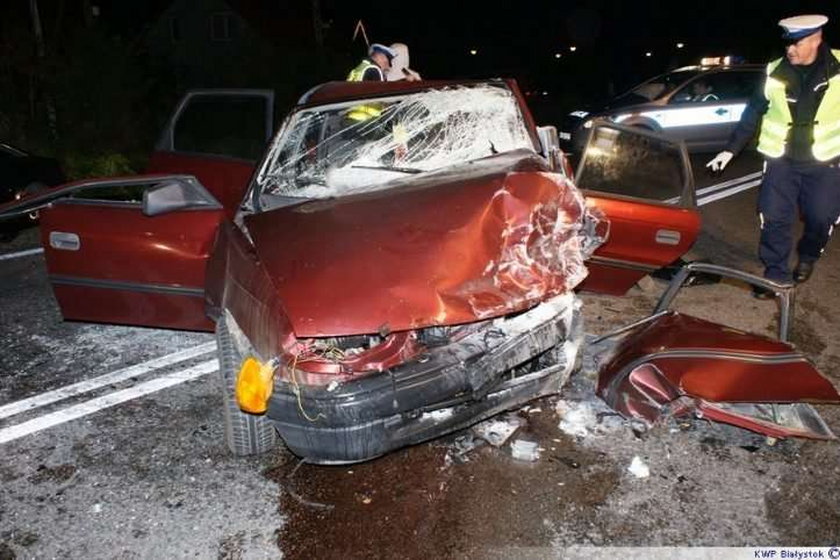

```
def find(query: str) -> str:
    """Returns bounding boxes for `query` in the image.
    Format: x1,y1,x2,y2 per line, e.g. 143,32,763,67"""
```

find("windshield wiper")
351,164,423,174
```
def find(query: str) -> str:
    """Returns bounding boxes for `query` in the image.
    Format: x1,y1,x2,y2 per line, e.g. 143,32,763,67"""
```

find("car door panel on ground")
575,123,701,295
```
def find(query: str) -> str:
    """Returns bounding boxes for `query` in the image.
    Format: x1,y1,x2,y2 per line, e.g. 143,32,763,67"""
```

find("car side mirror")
142,177,221,217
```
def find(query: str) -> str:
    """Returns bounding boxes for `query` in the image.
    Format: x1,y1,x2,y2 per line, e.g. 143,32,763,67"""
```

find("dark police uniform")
725,43,840,283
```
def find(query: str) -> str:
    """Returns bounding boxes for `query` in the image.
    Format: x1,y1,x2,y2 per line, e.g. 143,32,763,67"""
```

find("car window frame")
154,89,275,163
575,121,696,208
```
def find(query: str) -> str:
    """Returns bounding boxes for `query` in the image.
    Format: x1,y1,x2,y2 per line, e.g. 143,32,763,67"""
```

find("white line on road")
0,247,44,261
0,341,216,421
695,171,762,197
698,179,762,206
665,171,763,206
0,359,219,445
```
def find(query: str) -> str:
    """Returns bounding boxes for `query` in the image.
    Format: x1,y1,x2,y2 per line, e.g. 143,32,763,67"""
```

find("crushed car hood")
245,151,598,337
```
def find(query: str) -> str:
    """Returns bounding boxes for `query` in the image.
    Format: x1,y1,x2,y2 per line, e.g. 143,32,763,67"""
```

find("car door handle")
49,231,81,251
715,108,729,116
655,229,681,246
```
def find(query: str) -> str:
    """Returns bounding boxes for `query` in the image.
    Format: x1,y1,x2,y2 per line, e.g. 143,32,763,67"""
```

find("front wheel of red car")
216,319,279,456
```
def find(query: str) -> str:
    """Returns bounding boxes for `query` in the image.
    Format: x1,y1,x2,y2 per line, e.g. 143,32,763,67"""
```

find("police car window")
628,70,701,101
699,71,760,101
670,71,762,104
577,125,687,204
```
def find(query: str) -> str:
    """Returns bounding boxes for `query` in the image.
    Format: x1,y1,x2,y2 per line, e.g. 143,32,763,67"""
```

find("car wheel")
216,318,279,456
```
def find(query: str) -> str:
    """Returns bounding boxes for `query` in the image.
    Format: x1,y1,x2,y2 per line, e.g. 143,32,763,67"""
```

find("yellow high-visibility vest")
347,59,380,82
346,59,384,121
758,50,840,161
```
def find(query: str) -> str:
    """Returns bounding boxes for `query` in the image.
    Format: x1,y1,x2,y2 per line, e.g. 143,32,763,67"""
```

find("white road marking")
0,247,44,261
665,171,763,206
698,179,762,206
0,341,216,421
695,171,762,197
0,359,219,445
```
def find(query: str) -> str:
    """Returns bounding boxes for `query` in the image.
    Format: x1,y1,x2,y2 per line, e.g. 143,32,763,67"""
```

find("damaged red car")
0,80,703,463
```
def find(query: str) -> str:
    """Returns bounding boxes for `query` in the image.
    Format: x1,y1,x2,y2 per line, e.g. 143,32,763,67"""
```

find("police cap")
779,14,829,41
369,43,397,60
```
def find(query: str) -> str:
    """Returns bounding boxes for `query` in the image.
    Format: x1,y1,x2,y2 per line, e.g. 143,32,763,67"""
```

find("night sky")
8,0,840,128
100,1,840,100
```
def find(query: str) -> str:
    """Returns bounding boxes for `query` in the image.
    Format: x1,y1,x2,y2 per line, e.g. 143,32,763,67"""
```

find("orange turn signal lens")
235,357,275,414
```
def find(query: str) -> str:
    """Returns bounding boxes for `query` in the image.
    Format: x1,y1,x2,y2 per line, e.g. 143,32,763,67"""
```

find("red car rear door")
146,89,274,216
576,122,701,295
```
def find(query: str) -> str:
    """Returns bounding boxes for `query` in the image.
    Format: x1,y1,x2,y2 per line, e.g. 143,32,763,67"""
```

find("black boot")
793,261,815,284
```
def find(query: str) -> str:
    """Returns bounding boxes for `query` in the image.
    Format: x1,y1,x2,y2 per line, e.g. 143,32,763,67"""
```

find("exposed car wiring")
287,351,326,423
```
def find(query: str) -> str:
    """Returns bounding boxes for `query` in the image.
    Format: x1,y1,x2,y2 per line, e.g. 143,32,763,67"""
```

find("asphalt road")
2,150,840,559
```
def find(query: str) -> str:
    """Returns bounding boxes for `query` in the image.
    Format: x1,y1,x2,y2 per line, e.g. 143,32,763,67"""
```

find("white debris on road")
556,398,625,439
472,414,523,447
510,439,540,462
628,456,650,478
556,399,600,438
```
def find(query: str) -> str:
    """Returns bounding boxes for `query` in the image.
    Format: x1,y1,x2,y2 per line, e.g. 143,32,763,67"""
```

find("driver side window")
670,71,761,105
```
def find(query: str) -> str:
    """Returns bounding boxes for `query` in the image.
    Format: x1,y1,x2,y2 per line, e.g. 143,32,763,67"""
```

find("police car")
560,58,764,154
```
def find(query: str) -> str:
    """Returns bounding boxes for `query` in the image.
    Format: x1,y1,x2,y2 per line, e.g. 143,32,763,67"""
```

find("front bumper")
267,294,582,463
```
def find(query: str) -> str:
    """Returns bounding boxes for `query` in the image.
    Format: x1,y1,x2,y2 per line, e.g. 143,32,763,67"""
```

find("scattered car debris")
627,456,650,478
556,400,599,438
443,433,485,467
510,439,540,462
555,398,625,439
472,414,524,447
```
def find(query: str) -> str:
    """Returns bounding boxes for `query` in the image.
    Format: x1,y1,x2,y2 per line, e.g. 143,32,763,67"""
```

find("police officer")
347,43,397,82
707,14,840,297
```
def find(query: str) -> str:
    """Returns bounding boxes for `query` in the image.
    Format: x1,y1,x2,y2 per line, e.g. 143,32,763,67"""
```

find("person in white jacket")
386,43,422,81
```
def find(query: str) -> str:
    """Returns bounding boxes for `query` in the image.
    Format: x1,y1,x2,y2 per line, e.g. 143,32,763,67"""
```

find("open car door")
575,122,701,295
0,90,276,331
0,176,224,331
147,89,274,215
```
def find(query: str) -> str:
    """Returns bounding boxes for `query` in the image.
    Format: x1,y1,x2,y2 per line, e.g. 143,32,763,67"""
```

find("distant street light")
569,46,577,52
554,53,562,59
645,51,652,57
470,49,478,56
676,42,685,49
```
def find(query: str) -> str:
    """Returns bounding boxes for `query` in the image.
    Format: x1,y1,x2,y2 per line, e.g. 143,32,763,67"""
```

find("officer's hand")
706,150,734,173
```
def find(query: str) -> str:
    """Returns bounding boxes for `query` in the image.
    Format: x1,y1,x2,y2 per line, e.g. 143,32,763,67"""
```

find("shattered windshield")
255,84,534,202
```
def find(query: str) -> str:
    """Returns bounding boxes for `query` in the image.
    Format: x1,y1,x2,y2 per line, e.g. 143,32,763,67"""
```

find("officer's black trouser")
758,157,840,282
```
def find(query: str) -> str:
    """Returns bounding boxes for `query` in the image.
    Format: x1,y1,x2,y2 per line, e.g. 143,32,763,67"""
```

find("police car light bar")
700,55,744,66
701,56,731,66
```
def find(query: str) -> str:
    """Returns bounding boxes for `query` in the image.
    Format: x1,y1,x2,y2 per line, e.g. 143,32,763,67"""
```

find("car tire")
216,318,279,456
